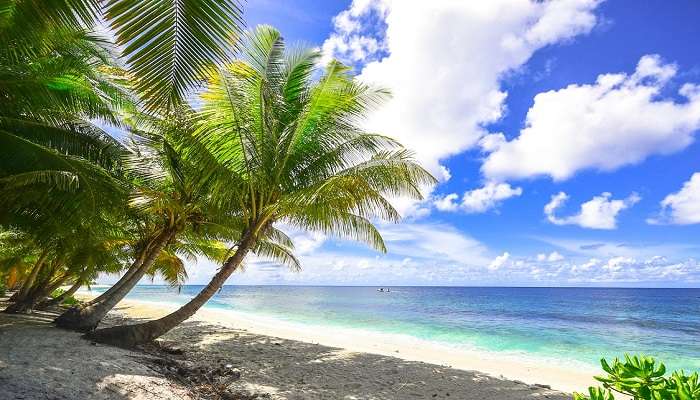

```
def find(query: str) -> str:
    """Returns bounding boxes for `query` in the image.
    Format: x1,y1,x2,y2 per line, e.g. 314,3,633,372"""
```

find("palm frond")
254,240,301,272
104,0,244,110
0,170,80,192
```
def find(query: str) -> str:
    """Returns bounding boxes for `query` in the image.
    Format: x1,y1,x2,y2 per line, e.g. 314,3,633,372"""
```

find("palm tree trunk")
85,252,147,306
86,230,255,347
8,249,48,304
55,230,175,332
37,279,82,309
5,272,68,314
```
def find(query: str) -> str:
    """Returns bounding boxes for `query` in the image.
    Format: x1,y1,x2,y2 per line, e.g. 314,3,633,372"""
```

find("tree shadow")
0,306,192,400
0,294,572,400
154,319,571,400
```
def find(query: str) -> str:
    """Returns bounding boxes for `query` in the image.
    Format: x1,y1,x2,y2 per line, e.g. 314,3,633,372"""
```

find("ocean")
98,285,700,372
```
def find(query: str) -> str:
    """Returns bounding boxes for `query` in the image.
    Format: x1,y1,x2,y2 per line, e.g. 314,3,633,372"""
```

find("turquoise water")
99,285,700,372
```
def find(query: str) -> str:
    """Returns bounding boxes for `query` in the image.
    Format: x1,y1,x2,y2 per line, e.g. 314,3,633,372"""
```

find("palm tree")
1,0,244,110
1,223,127,313
1,0,247,213
1,0,247,316
86,26,436,347
55,109,276,330
0,26,130,213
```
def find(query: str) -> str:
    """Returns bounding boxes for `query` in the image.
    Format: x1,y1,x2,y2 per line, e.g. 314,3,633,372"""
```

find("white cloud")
434,182,523,213
289,231,327,255
544,191,640,229
562,256,700,283
534,236,699,261
323,0,602,182
378,222,491,266
320,0,389,65
488,252,511,271
226,222,498,285
649,172,700,225
106,244,700,287
482,55,700,181
537,251,564,262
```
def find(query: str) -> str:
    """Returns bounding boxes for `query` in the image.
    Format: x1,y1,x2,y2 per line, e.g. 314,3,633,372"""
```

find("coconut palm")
0,25,130,215
1,0,244,110
86,26,436,347
1,224,120,313
1,0,248,316
1,0,246,199
54,108,292,330
53,110,214,330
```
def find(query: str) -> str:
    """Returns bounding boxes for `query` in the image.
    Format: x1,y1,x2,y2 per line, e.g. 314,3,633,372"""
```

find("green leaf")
104,0,244,110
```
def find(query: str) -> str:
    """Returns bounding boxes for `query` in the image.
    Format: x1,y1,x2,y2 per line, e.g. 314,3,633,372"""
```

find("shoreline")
93,293,599,393
1,292,577,399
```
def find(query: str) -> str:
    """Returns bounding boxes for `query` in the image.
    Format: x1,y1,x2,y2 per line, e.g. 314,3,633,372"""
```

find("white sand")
0,290,601,399
107,296,598,394
0,310,193,400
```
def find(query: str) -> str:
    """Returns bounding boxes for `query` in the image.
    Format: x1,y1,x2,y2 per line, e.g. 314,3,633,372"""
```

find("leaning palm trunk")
8,250,49,304
55,231,174,331
5,272,68,313
87,232,254,347
84,254,146,306
37,279,82,309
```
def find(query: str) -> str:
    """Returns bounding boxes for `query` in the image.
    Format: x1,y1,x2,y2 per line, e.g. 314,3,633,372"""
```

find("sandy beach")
111,297,599,393
1,290,600,399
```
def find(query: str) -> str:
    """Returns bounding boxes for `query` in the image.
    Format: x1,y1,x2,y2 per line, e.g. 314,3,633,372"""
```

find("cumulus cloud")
488,252,511,271
320,0,389,65
544,192,640,229
491,254,700,285
378,222,491,266
482,55,700,181
322,0,602,182
562,256,699,283
434,182,523,213
537,251,565,262
649,173,700,225
534,236,700,262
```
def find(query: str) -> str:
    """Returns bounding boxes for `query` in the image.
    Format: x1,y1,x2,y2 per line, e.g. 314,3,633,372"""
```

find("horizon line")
113,283,700,289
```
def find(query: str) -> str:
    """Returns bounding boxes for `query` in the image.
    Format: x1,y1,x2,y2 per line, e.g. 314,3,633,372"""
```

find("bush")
49,288,79,306
0,280,6,297
574,354,700,400
62,295,79,306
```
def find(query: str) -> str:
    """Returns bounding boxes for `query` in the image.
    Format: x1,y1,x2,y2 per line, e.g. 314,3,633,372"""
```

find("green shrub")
49,288,79,306
574,354,700,400
0,280,6,297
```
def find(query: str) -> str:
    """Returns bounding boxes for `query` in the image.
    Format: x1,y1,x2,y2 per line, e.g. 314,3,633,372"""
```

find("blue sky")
131,0,700,287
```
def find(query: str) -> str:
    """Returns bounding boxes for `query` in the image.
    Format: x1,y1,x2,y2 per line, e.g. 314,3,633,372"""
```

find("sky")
121,0,700,287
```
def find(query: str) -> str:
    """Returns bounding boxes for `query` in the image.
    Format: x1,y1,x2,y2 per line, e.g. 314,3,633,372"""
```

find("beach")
0,293,577,400
4,285,698,399
112,298,599,393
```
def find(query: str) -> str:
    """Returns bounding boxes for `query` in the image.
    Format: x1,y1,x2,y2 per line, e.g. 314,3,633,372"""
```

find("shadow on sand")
0,300,192,400
0,294,571,400
151,318,571,400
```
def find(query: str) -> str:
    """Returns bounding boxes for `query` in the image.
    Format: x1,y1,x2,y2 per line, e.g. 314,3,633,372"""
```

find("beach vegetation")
1,0,245,320
48,288,80,306
0,1,433,348
574,354,700,400
83,25,435,347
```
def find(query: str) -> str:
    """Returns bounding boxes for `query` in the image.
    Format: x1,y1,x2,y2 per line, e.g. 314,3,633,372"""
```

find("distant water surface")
95,285,700,372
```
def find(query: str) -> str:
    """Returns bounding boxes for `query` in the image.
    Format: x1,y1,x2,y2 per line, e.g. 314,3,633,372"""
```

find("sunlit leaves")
574,354,700,400
104,0,244,110
195,25,435,262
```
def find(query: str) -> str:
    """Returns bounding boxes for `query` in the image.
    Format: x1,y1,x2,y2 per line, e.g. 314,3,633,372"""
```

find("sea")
94,285,700,372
